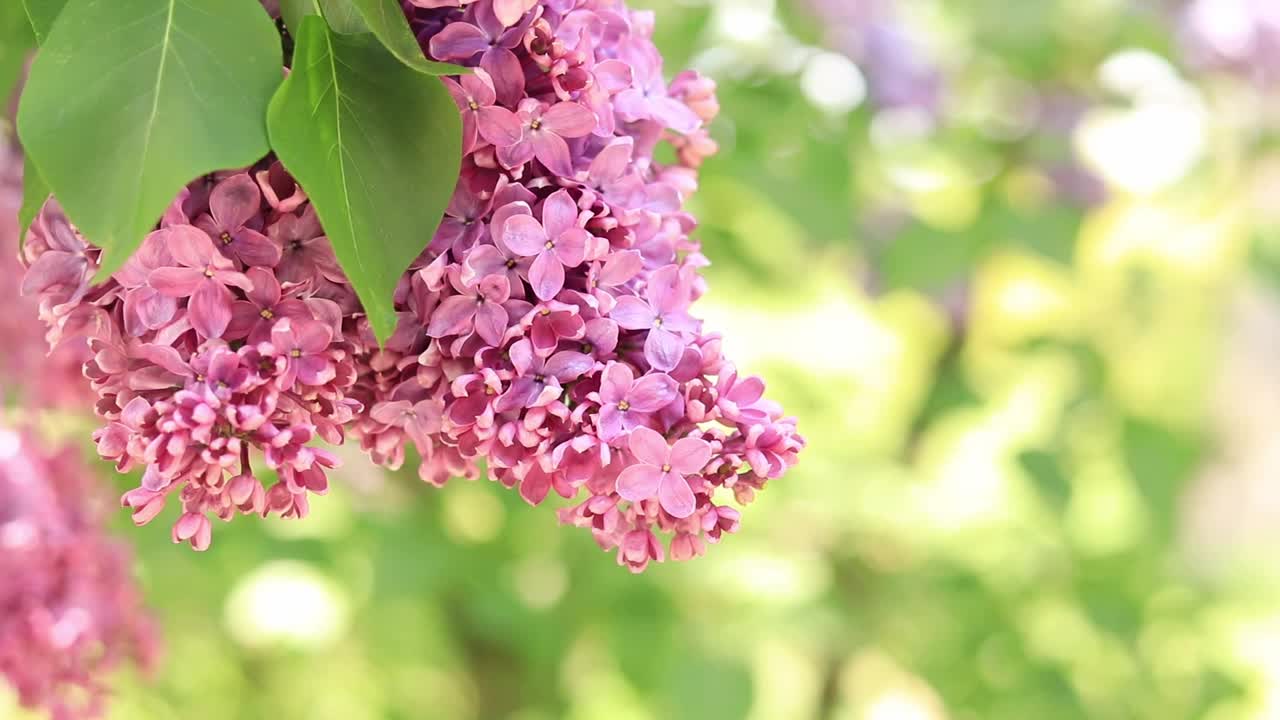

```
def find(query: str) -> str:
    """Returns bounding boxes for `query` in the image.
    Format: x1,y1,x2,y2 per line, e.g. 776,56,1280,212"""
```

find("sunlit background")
7,0,1280,718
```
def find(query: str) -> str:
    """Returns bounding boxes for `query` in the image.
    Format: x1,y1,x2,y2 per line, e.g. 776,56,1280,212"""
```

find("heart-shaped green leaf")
267,15,461,343
325,0,466,75
17,0,284,280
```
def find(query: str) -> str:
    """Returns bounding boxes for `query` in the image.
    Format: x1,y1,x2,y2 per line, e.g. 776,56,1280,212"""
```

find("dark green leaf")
20,0,67,45
334,0,467,75
18,156,49,245
267,16,461,343
17,0,283,279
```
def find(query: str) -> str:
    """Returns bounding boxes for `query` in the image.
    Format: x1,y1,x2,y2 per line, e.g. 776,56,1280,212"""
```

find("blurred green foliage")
7,0,1280,719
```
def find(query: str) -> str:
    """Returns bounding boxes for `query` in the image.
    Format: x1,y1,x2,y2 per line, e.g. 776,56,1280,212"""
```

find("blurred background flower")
7,0,1280,718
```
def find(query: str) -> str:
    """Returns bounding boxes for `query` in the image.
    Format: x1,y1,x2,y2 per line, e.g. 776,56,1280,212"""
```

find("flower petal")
627,426,669,467
610,296,656,330
541,189,578,237
616,464,663,503
528,250,565,302
163,225,218,268
668,437,712,475
519,464,552,506
503,214,548,256
189,281,232,339
148,267,205,296
644,327,685,372
658,471,697,518
545,350,593,382
475,301,508,346
230,229,282,267
542,102,598,137
481,47,526,108
531,131,575,177
209,173,261,230
628,373,678,413
428,21,490,60
554,228,589,268
477,105,524,147
426,295,478,338
599,362,635,403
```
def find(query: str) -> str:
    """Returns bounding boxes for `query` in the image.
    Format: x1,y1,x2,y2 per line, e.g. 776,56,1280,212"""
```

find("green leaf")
267,16,461,343
333,0,467,75
18,157,49,245
17,0,284,280
20,0,67,45
0,3,34,112
318,0,366,34
279,0,318,36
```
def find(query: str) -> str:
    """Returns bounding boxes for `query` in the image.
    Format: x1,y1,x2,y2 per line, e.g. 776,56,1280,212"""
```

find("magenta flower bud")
171,512,212,551
227,473,265,514
670,532,705,562
617,528,663,573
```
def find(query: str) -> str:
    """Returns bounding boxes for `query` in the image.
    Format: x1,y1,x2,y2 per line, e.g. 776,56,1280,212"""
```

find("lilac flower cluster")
0,425,158,720
22,0,804,571
24,181,355,551
0,142,92,409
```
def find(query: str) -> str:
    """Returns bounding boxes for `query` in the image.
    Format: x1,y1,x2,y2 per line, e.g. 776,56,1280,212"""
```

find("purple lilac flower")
615,426,711,519
0,146,94,409
502,189,591,300
594,362,678,442
195,172,282,267
0,426,158,720
22,0,805,572
609,264,698,371
493,99,598,176
147,225,253,339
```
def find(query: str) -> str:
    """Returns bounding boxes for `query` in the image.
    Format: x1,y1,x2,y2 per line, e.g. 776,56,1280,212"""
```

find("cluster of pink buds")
21,0,804,571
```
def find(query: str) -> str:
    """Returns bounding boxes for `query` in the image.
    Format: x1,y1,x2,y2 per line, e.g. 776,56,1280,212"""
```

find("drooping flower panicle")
21,0,804,571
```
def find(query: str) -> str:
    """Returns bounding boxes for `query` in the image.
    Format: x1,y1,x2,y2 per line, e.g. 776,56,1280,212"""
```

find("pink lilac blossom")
0,425,158,720
22,0,804,571
0,143,93,409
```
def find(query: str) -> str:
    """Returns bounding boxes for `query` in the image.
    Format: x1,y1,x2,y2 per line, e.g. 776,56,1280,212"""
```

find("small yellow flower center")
290,349,302,358
468,100,479,111
617,400,630,411
544,241,554,250
581,343,593,354
530,119,542,131
539,308,551,317
505,259,517,269
653,317,664,328
219,231,233,246
204,268,215,278
661,463,671,473
260,309,274,319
